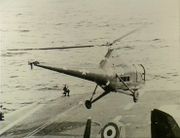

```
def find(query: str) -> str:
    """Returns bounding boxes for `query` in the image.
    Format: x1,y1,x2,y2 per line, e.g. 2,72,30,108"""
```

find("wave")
37,85,60,91
1,52,27,57
20,102,34,104
17,29,30,33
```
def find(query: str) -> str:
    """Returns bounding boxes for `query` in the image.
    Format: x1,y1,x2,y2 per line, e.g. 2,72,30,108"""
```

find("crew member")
0,105,4,121
63,84,70,97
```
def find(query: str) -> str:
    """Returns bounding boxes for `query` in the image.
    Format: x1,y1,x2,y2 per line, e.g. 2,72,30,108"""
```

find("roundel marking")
101,122,119,138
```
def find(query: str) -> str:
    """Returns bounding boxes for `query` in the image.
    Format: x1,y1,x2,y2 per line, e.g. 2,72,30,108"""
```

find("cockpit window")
119,76,130,82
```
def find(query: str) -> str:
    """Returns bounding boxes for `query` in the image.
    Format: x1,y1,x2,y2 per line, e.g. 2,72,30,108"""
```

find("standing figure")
0,105,4,121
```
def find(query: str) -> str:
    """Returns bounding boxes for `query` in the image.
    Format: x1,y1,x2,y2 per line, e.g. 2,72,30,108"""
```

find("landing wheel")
85,100,92,109
133,91,139,103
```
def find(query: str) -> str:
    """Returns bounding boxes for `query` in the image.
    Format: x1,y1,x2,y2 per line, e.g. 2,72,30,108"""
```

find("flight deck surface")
1,89,180,138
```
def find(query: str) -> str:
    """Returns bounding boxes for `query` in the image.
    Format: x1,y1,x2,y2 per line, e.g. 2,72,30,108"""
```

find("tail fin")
151,109,180,138
83,118,92,138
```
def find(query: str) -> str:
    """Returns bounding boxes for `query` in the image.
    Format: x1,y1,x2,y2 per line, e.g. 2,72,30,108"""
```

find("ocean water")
0,0,180,113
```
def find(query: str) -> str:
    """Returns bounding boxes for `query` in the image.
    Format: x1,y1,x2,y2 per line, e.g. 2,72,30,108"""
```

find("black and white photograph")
0,0,180,137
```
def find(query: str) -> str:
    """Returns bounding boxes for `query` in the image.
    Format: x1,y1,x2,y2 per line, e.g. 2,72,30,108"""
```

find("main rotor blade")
7,45,94,51
99,26,145,69
7,26,144,51
101,26,143,47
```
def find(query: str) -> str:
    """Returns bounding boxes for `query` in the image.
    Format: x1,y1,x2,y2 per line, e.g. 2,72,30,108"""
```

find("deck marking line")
24,104,79,137
0,103,43,136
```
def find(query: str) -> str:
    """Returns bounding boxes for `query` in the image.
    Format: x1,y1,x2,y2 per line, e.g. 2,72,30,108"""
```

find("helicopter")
8,27,146,109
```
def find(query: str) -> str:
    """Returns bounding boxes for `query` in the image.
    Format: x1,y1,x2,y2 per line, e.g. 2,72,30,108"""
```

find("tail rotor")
28,61,40,70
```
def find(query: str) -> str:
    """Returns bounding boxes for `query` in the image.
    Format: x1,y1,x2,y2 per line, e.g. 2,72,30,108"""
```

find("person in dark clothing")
63,84,70,97
0,105,4,121
63,84,67,96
